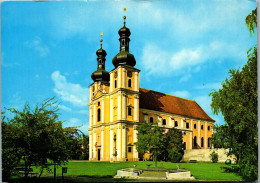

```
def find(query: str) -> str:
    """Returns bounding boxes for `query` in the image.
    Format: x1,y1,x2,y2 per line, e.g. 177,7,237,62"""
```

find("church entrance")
98,149,101,161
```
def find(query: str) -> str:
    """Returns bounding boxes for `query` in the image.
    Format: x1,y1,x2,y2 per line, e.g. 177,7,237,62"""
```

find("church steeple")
112,12,136,68
91,33,110,82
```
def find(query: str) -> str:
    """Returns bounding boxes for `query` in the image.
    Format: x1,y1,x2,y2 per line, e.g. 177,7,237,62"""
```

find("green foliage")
211,124,230,149
136,123,184,164
245,8,257,36
209,10,257,180
2,97,82,180
166,128,184,163
210,151,219,163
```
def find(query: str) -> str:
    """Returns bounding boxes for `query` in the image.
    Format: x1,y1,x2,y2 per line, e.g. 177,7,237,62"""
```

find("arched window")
201,125,204,130
128,79,132,88
115,80,117,88
183,142,186,150
122,39,125,46
175,121,178,127
162,119,166,125
97,108,101,122
194,124,197,129
150,117,153,123
208,126,210,131
201,137,204,147
186,123,189,129
208,138,211,147
194,136,197,147
128,107,132,116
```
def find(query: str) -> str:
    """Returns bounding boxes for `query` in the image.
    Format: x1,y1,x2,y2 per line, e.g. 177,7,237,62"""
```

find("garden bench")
15,168,37,177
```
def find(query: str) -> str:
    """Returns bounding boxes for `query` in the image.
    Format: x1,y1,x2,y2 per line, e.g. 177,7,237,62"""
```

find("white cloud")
179,74,191,82
51,71,89,106
141,41,244,76
170,90,191,99
59,104,72,111
25,36,50,57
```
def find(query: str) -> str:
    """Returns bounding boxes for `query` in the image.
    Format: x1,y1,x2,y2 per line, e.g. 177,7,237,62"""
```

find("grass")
27,161,242,181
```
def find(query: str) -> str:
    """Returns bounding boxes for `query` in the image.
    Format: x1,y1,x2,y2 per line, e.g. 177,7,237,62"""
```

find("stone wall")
182,148,236,163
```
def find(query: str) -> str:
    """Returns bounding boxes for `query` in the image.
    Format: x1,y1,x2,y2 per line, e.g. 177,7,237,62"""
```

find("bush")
210,151,219,163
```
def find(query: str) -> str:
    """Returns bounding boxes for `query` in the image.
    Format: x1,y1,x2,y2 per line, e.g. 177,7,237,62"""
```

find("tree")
135,122,164,167
211,124,231,149
165,128,184,163
2,97,77,180
209,8,257,181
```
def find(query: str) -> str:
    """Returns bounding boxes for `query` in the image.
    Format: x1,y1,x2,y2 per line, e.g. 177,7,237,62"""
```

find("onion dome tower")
112,15,136,67
91,34,110,82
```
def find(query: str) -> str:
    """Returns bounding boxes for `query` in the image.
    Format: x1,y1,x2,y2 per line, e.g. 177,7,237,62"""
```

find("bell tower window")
115,80,117,88
128,107,132,116
122,39,125,46
128,79,132,88
97,108,101,122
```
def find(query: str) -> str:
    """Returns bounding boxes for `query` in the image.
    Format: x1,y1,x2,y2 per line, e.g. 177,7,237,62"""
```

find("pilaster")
133,125,139,160
93,103,96,125
93,130,96,159
102,98,104,123
101,127,104,159
89,131,93,160
110,96,113,122
110,126,114,159
198,121,201,148
134,72,138,91
134,94,139,121
89,108,92,127
205,122,208,148
118,92,122,120
122,124,127,160
122,92,127,120
110,72,114,92
123,68,126,88
117,123,122,160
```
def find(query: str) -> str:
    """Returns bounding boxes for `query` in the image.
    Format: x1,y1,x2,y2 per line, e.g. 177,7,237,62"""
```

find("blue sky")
2,0,257,134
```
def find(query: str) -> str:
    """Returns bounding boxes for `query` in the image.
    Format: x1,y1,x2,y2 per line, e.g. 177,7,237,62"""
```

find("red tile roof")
139,88,215,122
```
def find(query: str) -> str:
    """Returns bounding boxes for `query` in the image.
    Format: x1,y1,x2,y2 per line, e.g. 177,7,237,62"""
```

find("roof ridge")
140,87,195,102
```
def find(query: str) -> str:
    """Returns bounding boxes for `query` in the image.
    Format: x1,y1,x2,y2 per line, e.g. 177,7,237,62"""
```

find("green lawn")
30,161,242,181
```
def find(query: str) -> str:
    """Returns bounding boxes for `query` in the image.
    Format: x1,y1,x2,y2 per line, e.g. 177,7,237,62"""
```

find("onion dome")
91,34,110,82
112,15,136,67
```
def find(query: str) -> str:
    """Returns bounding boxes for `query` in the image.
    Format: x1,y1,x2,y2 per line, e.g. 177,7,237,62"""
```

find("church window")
150,117,154,123
127,71,132,77
97,109,101,122
194,136,197,147
175,121,178,127
194,124,197,129
183,132,186,135
128,79,132,88
98,102,100,106
183,142,186,150
114,71,118,78
208,138,211,147
186,122,189,129
128,146,132,153
208,126,210,131
128,107,132,116
201,137,204,147
115,80,117,88
201,125,204,130
122,39,125,46
162,119,166,125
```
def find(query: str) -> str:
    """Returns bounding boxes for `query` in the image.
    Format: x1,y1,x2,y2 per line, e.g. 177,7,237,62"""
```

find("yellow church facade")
88,16,215,162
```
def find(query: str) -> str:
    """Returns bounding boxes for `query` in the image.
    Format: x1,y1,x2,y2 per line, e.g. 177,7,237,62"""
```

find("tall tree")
209,8,257,181
166,128,184,163
2,97,77,180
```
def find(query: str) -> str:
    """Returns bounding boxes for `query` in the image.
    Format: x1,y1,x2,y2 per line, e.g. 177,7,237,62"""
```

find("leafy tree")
209,8,257,181
135,122,164,167
2,97,78,180
211,124,231,149
165,128,184,163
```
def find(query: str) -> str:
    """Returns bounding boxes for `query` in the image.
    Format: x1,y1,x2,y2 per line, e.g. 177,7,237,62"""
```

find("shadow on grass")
8,176,131,183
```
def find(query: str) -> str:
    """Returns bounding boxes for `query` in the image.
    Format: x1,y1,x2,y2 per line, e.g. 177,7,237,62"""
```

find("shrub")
210,151,219,163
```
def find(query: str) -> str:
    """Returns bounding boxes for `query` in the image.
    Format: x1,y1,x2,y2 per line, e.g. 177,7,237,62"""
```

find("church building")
88,15,215,161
